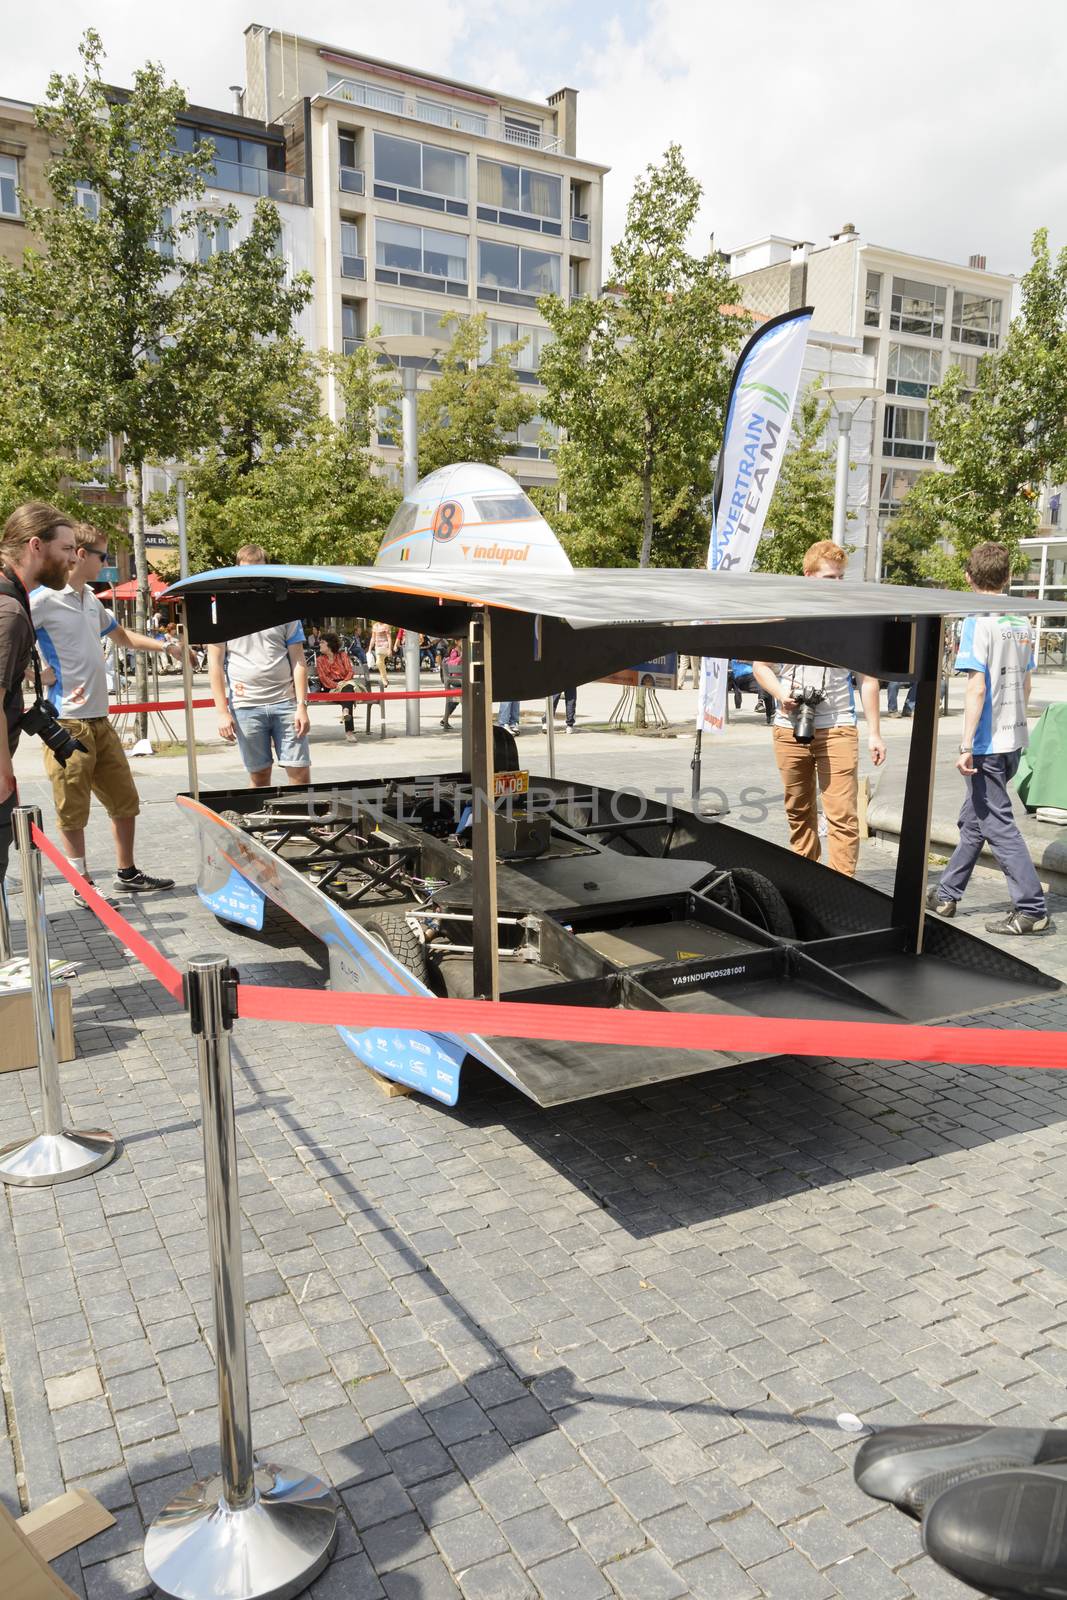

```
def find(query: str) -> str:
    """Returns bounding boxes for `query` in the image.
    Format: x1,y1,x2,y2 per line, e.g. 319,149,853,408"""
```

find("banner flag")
696,306,814,734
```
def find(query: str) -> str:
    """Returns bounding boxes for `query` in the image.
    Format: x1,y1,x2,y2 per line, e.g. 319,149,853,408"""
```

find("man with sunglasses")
30,525,181,905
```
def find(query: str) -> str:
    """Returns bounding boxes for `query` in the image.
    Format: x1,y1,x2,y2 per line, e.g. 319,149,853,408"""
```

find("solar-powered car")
167,471,1060,1108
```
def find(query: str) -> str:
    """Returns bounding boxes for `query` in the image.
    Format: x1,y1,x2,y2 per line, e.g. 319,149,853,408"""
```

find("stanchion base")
144,1463,338,1600
0,1129,117,1187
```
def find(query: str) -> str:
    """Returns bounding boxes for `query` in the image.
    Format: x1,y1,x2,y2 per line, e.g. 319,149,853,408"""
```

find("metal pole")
544,695,556,779
401,366,421,736
401,365,418,495
0,878,11,963
0,807,116,1186
179,604,199,802
832,407,852,548
176,475,189,581
144,956,336,1600
470,610,499,1001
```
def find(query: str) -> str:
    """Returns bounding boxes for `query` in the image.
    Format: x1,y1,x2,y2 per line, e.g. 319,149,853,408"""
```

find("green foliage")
895,229,1067,570
0,27,313,656
754,381,836,574
538,145,748,568
411,313,536,477
879,472,952,586
174,347,401,568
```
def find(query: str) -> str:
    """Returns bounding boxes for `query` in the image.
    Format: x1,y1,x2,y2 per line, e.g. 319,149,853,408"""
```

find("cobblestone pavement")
2,735,1067,1600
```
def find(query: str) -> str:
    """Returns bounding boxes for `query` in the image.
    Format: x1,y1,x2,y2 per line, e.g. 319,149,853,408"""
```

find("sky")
5,0,1065,279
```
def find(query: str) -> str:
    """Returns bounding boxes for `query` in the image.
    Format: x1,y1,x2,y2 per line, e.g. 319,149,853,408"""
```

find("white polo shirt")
30,584,118,719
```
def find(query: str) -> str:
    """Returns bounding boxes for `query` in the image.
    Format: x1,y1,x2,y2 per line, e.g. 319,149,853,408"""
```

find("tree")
175,347,401,569
755,381,837,574
880,474,948,586
412,313,535,477
538,144,748,571
0,30,312,727
896,229,1067,570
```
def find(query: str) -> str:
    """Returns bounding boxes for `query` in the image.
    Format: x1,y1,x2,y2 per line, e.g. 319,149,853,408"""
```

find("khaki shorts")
43,717,140,831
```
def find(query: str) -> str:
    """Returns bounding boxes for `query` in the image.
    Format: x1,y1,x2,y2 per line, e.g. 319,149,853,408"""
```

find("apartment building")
239,25,608,487
730,226,1014,575
0,96,55,267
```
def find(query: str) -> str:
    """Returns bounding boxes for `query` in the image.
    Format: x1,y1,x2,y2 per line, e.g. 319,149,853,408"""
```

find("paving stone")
676,1548,760,1599
526,1547,612,1600
451,1552,535,1599
45,1367,103,1409
432,1508,508,1571
503,1504,578,1566
607,1547,690,1599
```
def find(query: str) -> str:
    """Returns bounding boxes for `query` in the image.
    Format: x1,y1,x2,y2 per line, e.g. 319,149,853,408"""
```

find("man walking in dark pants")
928,542,1048,935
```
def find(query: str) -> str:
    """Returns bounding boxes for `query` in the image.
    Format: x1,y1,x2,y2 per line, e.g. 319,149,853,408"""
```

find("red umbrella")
97,573,175,602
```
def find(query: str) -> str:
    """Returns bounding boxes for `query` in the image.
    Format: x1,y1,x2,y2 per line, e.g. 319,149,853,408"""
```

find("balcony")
206,161,305,206
339,165,365,195
325,77,563,154
569,215,590,242
342,336,364,355
341,253,366,280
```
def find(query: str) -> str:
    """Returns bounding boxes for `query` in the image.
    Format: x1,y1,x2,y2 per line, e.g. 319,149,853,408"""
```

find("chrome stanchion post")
144,956,337,1600
0,877,11,963
0,807,116,1186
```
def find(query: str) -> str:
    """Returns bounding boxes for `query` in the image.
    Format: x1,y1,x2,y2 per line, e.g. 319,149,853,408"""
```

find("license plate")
493,769,529,798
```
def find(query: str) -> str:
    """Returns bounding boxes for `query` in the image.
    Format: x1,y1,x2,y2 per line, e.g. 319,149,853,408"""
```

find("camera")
791,684,826,744
19,699,87,767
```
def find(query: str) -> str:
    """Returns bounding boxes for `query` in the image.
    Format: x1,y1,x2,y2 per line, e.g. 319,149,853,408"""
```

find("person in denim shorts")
207,543,311,787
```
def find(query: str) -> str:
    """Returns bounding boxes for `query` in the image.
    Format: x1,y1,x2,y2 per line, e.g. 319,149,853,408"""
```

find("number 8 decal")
432,500,464,542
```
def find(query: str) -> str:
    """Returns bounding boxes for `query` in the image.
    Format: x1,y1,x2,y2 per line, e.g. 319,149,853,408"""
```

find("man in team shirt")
928,542,1048,935
208,543,311,788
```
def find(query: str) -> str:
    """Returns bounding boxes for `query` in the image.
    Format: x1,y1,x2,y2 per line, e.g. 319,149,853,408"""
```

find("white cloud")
6,0,1064,278
574,0,1067,277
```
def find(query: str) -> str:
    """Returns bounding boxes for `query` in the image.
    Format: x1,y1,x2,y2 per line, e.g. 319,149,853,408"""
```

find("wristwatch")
959,744,972,754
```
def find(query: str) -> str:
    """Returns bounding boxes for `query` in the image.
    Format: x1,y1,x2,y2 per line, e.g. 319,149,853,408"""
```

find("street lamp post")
368,334,446,735
825,385,884,568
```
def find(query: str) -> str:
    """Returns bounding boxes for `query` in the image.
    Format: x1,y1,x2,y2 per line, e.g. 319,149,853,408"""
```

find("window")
887,343,941,399
569,258,584,299
480,319,553,381
503,114,542,148
375,219,467,294
951,290,1002,348
338,132,364,195
197,215,230,261
340,221,365,278
150,205,175,260
864,271,882,327
377,302,455,343
882,404,936,460
889,277,946,338
503,415,558,460
476,159,561,234
0,154,20,218
570,181,590,241
947,349,981,394
878,466,922,520
341,300,364,354
477,241,559,306
373,132,467,214
75,181,99,219
173,123,288,200
473,491,537,521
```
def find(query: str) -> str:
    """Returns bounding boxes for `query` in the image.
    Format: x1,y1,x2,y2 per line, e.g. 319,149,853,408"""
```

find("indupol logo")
741,380,790,412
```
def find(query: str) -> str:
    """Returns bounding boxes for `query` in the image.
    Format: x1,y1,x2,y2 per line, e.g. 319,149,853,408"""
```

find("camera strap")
0,567,46,708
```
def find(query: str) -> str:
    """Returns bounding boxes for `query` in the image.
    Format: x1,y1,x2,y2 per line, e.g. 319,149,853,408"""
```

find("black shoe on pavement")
925,886,956,918
985,909,1050,935
113,867,175,893
73,878,117,909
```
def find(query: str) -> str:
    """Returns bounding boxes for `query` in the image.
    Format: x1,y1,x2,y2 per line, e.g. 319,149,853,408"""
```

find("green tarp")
1015,704,1067,810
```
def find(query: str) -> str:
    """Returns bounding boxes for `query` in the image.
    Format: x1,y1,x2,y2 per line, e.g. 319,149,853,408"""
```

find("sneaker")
507,724,520,735
985,909,1050,935
113,868,175,893
73,878,117,910
925,887,956,918
344,731,357,743
565,724,575,734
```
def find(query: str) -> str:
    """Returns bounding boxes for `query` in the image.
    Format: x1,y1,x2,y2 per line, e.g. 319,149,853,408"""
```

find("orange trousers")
772,724,859,876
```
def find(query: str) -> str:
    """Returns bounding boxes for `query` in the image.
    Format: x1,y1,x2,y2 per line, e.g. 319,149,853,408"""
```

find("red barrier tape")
234,984,1067,1073
30,825,184,1001
107,689,461,715
24,824,1067,1076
